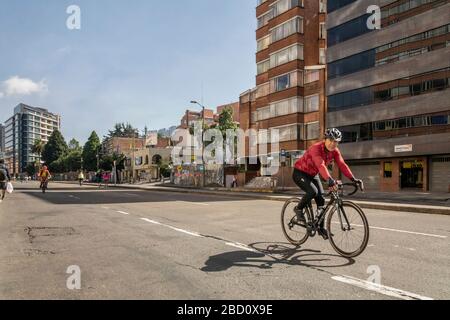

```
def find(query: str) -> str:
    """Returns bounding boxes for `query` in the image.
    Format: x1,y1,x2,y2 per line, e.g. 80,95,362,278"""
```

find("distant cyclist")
38,165,52,191
292,128,363,240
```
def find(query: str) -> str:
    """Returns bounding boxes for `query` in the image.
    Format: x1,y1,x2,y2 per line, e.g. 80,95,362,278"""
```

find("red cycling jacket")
294,141,354,181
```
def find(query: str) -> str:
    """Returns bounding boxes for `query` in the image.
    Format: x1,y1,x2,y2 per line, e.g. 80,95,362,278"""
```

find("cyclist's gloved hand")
328,178,337,187
351,177,364,191
328,178,338,192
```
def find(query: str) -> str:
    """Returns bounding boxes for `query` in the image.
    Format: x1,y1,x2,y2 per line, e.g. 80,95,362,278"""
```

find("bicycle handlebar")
327,180,365,197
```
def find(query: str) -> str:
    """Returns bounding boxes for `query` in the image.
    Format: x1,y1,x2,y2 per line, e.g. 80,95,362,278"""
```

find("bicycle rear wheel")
326,201,369,258
281,199,311,246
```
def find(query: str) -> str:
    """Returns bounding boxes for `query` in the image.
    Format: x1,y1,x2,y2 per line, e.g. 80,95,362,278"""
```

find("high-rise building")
3,103,61,175
240,0,327,180
326,0,450,192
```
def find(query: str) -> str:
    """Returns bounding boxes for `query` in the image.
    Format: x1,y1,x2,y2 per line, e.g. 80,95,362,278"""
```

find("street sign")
395,144,413,153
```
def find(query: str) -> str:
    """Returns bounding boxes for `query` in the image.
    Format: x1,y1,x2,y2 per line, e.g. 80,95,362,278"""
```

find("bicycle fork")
336,200,352,232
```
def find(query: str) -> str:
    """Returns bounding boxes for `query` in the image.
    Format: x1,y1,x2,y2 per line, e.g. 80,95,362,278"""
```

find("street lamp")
190,100,206,188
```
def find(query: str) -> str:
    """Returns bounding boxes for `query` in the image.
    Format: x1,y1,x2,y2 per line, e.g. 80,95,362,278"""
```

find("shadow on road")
201,242,355,272
17,187,249,205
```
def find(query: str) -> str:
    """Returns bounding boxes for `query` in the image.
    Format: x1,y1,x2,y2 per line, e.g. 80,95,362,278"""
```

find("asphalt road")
0,182,449,300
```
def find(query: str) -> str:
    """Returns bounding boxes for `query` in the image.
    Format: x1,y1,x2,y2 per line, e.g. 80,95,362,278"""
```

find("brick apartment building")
239,0,327,186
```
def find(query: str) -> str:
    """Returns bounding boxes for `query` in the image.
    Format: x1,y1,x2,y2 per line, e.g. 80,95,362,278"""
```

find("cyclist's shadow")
201,242,355,272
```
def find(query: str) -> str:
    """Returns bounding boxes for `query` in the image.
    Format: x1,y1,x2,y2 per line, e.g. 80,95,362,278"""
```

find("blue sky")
0,0,256,143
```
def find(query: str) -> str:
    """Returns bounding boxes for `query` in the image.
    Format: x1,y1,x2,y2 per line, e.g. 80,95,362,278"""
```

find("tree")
64,150,82,172
42,130,68,165
68,138,81,152
82,131,101,171
107,123,139,139
25,163,36,176
217,107,238,134
31,139,46,165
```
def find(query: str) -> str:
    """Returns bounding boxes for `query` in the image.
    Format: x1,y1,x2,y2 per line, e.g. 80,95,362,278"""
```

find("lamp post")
190,100,206,188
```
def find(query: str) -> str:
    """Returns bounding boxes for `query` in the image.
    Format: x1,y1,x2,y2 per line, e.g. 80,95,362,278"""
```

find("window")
319,0,327,13
431,115,448,125
304,94,319,112
275,74,290,91
384,162,393,178
319,23,326,39
306,122,319,140
256,82,270,98
257,60,270,75
327,0,357,13
270,70,303,93
305,70,320,84
257,35,270,52
319,48,326,65
257,10,273,29
271,17,303,43
270,44,303,68
271,0,303,18
328,14,372,47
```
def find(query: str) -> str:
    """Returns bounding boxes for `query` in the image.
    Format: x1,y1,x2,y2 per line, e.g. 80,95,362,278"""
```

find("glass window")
384,162,393,178
304,94,319,112
431,115,448,125
276,74,290,91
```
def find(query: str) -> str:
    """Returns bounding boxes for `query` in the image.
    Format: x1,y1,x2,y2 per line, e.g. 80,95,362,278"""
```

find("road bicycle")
40,179,49,194
281,181,369,258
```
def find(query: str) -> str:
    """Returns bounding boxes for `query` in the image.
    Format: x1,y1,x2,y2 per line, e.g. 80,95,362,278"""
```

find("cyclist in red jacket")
293,128,363,239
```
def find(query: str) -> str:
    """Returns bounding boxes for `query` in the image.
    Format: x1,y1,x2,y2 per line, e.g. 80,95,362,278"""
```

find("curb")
52,181,450,216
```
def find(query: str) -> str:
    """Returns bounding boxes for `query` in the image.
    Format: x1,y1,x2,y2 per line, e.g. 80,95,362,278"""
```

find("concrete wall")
338,133,450,160
328,90,450,127
327,3,450,62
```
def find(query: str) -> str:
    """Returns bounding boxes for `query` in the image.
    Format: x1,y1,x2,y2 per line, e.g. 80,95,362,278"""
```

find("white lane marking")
68,195,81,200
141,218,162,225
117,211,130,215
139,218,256,251
167,226,202,238
365,225,447,239
101,206,110,210
332,222,447,239
140,218,201,237
177,201,210,206
125,193,140,197
332,275,433,300
225,242,258,253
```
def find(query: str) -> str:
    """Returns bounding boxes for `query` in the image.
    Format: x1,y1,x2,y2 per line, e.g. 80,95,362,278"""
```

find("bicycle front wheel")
327,201,369,258
281,199,310,246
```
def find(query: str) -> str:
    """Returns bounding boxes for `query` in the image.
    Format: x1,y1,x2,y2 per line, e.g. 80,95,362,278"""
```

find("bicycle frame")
305,184,355,235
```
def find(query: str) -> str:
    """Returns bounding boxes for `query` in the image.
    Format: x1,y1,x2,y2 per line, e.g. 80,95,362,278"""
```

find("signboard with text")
395,144,413,153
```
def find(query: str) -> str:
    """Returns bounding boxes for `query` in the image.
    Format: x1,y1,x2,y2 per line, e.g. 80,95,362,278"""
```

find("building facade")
178,109,216,130
216,102,240,124
238,0,327,186
326,0,450,192
3,104,61,175
102,137,146,156
0,124,5,156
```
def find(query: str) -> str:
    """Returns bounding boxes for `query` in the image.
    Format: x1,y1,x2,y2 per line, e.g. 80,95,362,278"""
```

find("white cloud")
1,76,48,97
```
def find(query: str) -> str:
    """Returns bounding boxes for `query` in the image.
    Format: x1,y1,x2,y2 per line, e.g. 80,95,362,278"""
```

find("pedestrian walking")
0,159,12,203
78,170,85,186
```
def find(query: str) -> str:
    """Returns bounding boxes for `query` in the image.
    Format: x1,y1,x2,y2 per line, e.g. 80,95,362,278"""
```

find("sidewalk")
55,181,450,215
